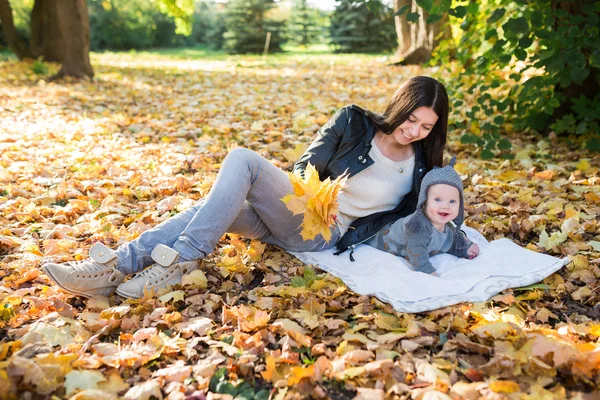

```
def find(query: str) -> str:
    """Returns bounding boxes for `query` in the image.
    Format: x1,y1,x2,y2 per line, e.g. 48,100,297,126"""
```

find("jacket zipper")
345,231,379,262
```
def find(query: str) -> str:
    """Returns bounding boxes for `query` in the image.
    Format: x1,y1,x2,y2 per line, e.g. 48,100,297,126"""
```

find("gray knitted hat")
416,156,464,227
406,156,469,251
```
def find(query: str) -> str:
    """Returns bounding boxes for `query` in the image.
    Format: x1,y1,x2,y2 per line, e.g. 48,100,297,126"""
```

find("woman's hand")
467,243,480,259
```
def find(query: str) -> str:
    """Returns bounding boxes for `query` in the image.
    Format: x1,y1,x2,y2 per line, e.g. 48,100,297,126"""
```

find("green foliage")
156,0,194,36
191,1,227,50
425,0,600,156
0,50,18,61
587,137,600,152
288,0,329,47
31,57,48,75
329,0,397,53
208,367,270,399
222,0,286,54
0,0,33,50
291,266,316,287
88,0,193,50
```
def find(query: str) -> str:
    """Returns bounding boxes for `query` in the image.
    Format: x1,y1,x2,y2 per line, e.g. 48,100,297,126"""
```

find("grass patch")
0,49,18,62
91,44,394,65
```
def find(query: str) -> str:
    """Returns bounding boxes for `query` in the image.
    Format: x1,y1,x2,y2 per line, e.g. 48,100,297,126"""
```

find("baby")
368,157,479,274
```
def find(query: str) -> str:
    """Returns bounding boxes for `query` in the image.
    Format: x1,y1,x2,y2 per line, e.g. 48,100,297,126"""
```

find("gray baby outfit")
368,157,472,274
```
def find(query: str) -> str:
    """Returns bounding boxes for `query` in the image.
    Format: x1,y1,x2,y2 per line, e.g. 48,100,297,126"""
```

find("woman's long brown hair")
366,76,449,170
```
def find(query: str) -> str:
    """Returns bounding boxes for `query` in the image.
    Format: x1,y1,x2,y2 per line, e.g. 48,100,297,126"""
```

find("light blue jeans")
114,148,340,275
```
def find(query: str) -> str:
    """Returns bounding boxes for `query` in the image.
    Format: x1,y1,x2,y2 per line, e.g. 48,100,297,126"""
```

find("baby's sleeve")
405,232,435,274
448,229,473,258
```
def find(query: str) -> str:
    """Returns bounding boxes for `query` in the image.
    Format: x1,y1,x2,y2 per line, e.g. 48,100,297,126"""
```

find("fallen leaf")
123,379,163,400
181,270,208,289
69,389,119,400
65,370,106,395
158,290,185,303
488,380,520,393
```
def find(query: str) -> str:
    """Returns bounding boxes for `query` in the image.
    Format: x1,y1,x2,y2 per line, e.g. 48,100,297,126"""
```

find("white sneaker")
115,244,199,299
41,243,126,298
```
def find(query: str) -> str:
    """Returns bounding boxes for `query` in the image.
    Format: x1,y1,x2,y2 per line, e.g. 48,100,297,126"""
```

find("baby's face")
424,184,460,229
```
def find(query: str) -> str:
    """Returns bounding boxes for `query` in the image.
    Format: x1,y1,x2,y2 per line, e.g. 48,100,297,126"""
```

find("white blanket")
291,227,569,313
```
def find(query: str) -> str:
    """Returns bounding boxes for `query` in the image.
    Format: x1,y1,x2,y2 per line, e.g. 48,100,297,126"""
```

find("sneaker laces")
134,263,169,282
65,259,111,273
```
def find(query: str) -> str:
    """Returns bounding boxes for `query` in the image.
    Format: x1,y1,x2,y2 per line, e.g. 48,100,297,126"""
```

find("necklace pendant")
399,168,404,173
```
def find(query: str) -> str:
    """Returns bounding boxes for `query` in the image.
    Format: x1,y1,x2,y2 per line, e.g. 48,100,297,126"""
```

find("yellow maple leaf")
217,245,249,276
181,270,208,290
247,239,266,262
489,380,520,393
282,163,347,242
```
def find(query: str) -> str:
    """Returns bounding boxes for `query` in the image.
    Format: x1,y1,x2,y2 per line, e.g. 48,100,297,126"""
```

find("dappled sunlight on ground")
0,51,599,399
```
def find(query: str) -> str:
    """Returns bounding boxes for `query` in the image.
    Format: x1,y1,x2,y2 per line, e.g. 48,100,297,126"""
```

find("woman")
42,76,448,299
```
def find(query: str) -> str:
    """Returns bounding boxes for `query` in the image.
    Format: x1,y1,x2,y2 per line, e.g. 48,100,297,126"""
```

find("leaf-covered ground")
0,52,599,400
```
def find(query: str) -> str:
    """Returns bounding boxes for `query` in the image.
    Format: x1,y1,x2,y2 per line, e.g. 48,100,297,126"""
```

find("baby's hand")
467,243,480,259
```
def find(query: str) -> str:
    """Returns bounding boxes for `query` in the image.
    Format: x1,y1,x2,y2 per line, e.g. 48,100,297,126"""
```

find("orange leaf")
223,305,270,332
13,269,39,286
533,170,555,180
287,364,315,385
585,192,600,205
261,355,278,382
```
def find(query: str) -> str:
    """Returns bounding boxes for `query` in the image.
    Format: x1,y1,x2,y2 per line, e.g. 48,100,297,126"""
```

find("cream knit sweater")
336,138,414,234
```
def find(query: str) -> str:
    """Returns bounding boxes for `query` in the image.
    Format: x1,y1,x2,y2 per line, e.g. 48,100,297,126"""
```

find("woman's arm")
293,107,350,178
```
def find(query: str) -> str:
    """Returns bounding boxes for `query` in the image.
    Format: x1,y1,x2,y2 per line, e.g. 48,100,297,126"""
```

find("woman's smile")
390,106,439,147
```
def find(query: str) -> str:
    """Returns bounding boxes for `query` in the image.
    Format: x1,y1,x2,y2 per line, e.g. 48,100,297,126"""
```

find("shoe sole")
115,287,142,300
41,265,112,299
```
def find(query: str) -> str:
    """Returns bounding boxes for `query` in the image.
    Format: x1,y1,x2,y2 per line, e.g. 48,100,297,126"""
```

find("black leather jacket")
293,105,428,256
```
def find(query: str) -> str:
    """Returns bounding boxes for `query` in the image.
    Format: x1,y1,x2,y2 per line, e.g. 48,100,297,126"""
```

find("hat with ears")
406,156,470,250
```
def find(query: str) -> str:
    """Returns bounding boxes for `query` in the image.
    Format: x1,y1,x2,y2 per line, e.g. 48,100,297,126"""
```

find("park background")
0,0,599,399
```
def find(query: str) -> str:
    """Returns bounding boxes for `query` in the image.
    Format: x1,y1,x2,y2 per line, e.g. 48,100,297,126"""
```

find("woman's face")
390,106,439,146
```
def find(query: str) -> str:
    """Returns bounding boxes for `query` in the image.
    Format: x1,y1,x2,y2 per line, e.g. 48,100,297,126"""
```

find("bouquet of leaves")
282,163,348,242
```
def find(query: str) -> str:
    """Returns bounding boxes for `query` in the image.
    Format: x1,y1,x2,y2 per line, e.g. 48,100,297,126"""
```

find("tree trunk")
394,0,412,56
52,0,94,79
0,0,31,58
393,0,450,64
29,0,44,57
30,0,63,62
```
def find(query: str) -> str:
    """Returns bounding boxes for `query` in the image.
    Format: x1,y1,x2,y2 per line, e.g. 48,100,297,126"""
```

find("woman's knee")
222,148,263,173
225,147,259,163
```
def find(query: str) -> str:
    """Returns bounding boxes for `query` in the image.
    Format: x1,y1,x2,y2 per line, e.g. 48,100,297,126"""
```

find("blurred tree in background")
393,0,451,64
0,0,30,56
329,0,397,53
191,0,226,50
88,0,190,50
287,0,327,47
0,0,194,77
222,0,286,54
0,0,94,78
